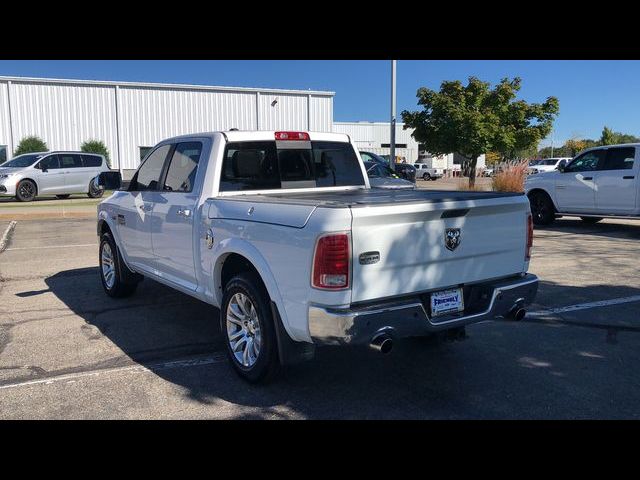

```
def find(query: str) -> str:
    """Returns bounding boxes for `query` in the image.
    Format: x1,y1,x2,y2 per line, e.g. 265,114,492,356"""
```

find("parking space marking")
5,243,95,251
0,353,227,391
529,295,640,317
0,220,17,253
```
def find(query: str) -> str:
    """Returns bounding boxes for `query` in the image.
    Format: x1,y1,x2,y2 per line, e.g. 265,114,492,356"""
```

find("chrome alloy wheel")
226,292,262,367
101,242,116,289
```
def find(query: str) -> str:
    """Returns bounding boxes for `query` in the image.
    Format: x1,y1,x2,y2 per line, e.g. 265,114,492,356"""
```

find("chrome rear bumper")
309,274,538,346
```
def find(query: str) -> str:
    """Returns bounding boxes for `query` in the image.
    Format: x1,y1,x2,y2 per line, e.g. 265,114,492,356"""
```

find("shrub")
81,139,111,168
492,160,529,192
14,136,48,156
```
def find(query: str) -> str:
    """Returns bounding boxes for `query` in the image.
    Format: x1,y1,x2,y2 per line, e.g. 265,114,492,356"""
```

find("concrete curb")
0,220,17,253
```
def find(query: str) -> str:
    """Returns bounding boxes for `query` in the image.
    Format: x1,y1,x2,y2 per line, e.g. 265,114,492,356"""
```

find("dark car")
363,161,415,189
359,151,416,183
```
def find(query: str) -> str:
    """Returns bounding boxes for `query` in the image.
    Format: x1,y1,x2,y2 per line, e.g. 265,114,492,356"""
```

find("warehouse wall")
0,77,334,172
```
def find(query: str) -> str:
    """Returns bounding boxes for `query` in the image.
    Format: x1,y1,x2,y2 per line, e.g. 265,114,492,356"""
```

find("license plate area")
430,288,464,317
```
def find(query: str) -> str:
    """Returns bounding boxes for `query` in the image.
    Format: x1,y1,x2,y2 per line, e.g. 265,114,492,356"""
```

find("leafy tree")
600,126,616,145
14,136,48,156
565,139,587,156
402,77,559,187
81,139,111,168
485,151,501,166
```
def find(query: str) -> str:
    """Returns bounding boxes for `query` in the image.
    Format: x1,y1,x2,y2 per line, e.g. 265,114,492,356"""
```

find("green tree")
81,139,111,168
14,136,48,156
600,126,616,145
402,77,559,187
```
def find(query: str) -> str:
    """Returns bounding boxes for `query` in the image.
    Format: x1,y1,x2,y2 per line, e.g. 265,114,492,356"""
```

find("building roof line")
0,75,335,97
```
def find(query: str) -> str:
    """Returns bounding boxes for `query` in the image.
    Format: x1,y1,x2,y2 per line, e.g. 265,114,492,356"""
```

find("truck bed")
216,188,524,208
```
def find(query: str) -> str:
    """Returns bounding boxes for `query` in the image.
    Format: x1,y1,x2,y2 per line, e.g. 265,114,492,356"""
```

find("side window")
130,144,172,192
565,150,605,173
360,152,373,162
38,155,60,170
0,145,7,164
81,155,103,168
59,154,83,169
163,142,202,193
601,147,635,171
220,142,280,192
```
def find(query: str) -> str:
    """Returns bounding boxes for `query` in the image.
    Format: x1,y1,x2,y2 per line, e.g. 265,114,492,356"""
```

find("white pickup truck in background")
96,130,538,383
526,144,640,225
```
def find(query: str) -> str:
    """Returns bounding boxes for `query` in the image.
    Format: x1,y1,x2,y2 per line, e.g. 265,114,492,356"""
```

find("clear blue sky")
1,60,639,147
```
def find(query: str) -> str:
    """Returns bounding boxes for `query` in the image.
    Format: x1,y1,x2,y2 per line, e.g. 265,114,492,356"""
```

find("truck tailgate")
350,195,530,303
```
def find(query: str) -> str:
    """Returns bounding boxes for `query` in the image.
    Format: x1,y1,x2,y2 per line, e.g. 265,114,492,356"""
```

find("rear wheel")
528,191,555,226
16,179,37,202
221,272,280,383
423,173,431,181
99,233,140,298
56,194,71,199
580,217,603,224
88,181,104,198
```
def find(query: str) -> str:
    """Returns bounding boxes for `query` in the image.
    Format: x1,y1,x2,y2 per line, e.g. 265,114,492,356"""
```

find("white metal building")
0,76,334,177
333,121,486,171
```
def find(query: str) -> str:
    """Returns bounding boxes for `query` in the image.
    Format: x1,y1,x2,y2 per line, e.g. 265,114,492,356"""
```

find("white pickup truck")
96,130,538,383
525,144,640,225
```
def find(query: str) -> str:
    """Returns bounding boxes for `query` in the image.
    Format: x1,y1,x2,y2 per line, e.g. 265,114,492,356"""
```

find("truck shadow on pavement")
536,218,640,240
37,266,640,419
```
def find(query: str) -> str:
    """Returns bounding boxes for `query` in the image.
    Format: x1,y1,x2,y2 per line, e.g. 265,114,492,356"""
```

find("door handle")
138,204,152,212
583,176,593,181
623,176,635,180
556,185,566,189
177,208,192,218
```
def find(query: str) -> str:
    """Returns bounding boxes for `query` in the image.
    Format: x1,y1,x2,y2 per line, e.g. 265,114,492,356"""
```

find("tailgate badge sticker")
445,228,461,251
359,251,380,265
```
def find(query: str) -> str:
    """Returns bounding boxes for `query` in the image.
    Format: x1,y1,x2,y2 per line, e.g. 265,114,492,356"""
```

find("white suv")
0,151,110,201
529,157,571,175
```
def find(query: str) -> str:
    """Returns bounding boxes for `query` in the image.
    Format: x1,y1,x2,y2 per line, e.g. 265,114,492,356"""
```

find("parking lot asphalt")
1,216,639,419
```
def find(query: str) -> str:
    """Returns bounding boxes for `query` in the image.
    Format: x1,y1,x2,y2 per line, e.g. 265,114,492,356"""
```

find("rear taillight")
312,233,350,289
526,213,533,260
275,131,310,141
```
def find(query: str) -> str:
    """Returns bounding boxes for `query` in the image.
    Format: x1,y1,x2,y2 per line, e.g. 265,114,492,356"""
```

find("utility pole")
550,130,554,158
390,60,396,171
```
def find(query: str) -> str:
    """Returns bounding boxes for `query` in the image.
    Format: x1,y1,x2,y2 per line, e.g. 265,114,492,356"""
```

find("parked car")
482,168,495,177
363,161,415,189
525,144,640,225
0,151,109,202
528,157,571,175
359,150,416,183
414,163,444,180
96,130,538,383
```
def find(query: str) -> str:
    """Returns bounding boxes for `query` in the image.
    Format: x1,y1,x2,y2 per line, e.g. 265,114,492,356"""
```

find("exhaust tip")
513,308,526,321
370,333,393,354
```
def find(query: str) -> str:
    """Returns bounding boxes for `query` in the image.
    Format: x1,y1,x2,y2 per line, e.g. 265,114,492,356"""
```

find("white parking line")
528,295,640,317
0,220,17,253
5,243,95,251
0,353,227,391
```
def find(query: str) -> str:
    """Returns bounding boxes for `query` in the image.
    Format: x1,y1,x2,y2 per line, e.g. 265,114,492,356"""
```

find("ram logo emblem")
445,228,461,251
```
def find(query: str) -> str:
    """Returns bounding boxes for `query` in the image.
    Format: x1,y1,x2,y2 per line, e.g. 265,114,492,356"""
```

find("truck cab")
526,144,640,225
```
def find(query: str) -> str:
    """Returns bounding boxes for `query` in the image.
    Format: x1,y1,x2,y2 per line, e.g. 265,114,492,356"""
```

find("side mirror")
95,171,122,190
557,164,566,173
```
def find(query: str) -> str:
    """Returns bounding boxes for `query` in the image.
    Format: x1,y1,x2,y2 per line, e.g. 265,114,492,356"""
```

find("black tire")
580,217,603,224
16,179,37,202
528,191,555,226
423,173,431,181
99,232,140,298
88,181,104,198
221,272,280,383
56,194,71,199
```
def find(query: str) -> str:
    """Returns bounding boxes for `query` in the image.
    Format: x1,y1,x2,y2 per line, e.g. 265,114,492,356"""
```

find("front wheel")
99,233,139,298
423,173,431,181
528,191,555,226
580,217,603,224
221,273,280,383
16,179,37,202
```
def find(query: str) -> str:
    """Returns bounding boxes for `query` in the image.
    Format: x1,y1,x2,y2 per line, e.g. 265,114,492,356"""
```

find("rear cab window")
219,140,365,192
